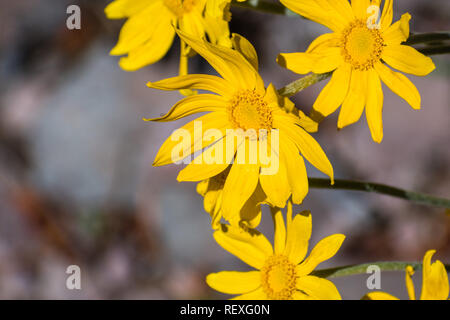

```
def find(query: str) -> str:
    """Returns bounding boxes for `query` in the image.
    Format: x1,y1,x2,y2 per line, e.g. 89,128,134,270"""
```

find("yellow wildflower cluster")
105,0,448,300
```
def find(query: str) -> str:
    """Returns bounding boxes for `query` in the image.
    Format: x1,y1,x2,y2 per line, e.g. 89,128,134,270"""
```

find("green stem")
277,72,332,97
417,45,450,56
405,32,450,45
312,261,450,279
231,0,297,16
308,178,450,209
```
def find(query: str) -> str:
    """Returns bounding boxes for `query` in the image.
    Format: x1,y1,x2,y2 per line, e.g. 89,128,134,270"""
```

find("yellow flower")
278,0,435,143
105,0,233,71
147,30,333,225
206,207,345,299
365,250,450,300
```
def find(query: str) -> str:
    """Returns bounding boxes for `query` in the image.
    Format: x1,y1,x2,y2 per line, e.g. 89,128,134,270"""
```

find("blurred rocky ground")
0,0,448,299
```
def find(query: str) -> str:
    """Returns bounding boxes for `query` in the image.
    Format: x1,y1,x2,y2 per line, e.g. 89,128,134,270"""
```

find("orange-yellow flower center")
228,90,273,133
163,0,198,17
341,20,385,70
261,255,297,300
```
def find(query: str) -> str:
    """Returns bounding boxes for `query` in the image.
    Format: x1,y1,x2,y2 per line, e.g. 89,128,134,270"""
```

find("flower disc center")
341,20,385,70
228,90,273,133
261,255,297,300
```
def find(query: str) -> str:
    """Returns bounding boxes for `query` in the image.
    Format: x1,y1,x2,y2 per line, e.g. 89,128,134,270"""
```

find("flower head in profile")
206,207,345,299
365,250,449,300
147,31,333,226
278,0,435,142
105,0,236,71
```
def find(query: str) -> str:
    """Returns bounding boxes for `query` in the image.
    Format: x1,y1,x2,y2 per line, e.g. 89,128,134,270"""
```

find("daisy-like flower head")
206,206,345,299
365,250,450,300
147,30,334,226
105,0,237,71
277,0,436,142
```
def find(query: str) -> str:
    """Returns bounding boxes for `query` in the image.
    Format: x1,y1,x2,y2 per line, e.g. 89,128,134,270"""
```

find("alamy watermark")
66,5,81,30
66,265,81,290
366,265,381,290
367,5,381,29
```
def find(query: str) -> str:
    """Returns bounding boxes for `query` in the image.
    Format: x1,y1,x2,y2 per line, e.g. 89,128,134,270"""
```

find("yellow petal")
296,276,341,300
379,0,393,30
147,74,231,97
179,11,205,41
280,123,334,183
364,291,399,300
214,224,273,269
240,184,265,228
279,138,308,204
196,179,209,196
405,265,416,300
148,94,227,122
204,16,232,48
118,22,176,71
277,52,316,75
382,45,436,76
203,0,232,47
296,234,345,276
270,207,286,255
312,64,351,117
264,83,279,105
177,29,263,92
203,186,220,214
297,111,319,133
338,69,367,128
152,112,228,166
375,62,421,110
351,0,371,20
280,0,348,32
177,149,230,182
311,48,344,74
232,33,259,71
292,291,314,300
420,250,450,300
259,151,291,208
218,223,273,255
320,0,354,24
231,287,266,300
284,211,312,265
306,33,341,53
211,191,224,229
383,13,411,45
110,2,169,55
221,159,260,224
105,0,150,19
274,110,318,134
365,69,384,143
277,48,342,75
204,0,229,19
206,271,261,295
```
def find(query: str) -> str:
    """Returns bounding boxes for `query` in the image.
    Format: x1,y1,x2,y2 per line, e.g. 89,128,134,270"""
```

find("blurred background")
0,0,448,299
